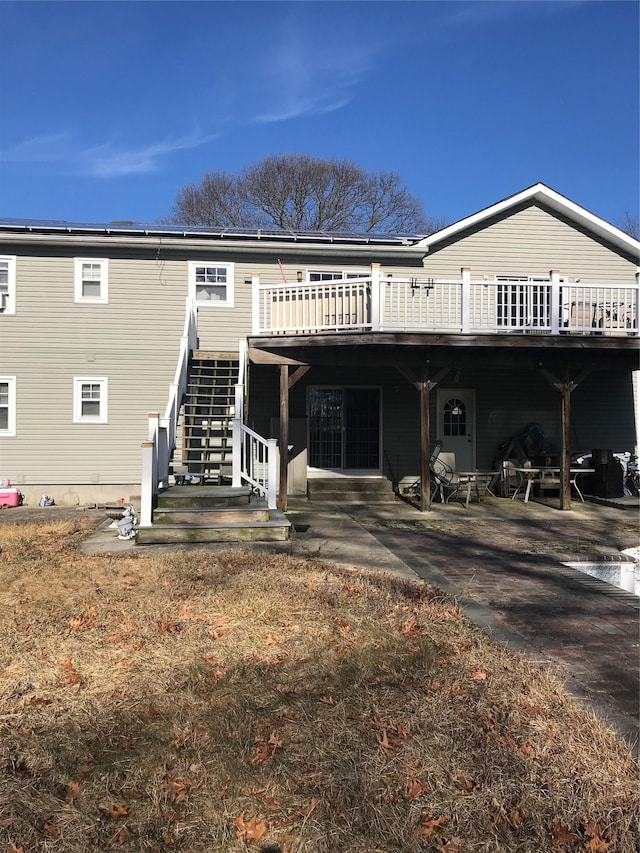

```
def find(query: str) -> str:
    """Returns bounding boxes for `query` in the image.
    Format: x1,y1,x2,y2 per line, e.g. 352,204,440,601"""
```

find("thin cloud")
1,131,74,162
250,26,372,124
1,128,221,178
80,130,222,178
442,0,587,27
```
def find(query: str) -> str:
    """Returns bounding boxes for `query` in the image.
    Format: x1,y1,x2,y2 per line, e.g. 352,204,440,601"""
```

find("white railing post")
158,419,170,488
267,438,278,509
147,412,160,492
461,268,471,333
232,415,242,488
370,263,381,331
550,270,561,334
252,273,261,334
140,440,155,526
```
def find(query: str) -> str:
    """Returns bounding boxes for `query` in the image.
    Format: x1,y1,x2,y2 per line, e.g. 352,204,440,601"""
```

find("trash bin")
590,449,623,498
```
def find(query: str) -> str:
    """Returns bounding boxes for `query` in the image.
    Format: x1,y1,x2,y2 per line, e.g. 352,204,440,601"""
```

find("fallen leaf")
406,779,430,798
115,825,129,845
519,741,535,757
233,811,268,845
66,781,81,804
469,668,487,683
319,695,334,705
436,838,463,852
457,773,475,791
419,813,448,837
550,821,578,845
107,804,128,819
585,839,609,853
43,820,60,837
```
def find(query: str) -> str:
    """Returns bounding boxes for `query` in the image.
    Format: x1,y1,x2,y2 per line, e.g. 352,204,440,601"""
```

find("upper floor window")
73,377,108,423
189,262,234,306
0,256,16,314
307,270,368,282
74,258,108,303
0,377,16,436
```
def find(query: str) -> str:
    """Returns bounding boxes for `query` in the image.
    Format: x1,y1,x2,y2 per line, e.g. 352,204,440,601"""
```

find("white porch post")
148,412,160,494
461,267,471,333
232,416,242,488
267,438,278,509
370,263,381,331
251,273,261,335
550,270,561,334
140,441,155,526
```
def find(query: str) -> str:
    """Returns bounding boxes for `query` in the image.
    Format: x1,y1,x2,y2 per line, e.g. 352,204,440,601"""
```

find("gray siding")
420,204,638,282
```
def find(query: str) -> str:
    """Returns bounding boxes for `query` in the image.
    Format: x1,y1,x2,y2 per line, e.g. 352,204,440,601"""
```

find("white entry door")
437,389,476,471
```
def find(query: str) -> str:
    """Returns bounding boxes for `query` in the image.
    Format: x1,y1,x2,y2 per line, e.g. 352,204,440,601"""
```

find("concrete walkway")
81,494,639,751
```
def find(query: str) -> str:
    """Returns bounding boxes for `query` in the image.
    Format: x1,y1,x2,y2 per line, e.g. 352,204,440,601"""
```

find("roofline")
0,230,427,259
416,183,640,257
0,218,421,247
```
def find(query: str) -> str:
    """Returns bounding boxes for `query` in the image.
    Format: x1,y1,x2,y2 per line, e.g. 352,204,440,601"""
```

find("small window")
307,270,368,282
73,377,108,423
74,258,108,303
0,256,16,314
189,261,234,306
0,377,16,436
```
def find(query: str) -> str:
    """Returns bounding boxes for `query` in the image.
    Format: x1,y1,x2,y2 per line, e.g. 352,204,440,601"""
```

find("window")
0,377,16,436
0,256,16,314
189,262,234,306
307,270,368,282
443,397,466,437
74,258,108,303
73,377,108,423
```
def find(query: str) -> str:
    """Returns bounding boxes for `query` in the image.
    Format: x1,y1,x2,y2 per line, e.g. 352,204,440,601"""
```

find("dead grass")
0,521,638,852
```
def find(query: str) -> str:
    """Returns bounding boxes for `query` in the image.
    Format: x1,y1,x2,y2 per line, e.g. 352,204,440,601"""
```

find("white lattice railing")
253,269,639,337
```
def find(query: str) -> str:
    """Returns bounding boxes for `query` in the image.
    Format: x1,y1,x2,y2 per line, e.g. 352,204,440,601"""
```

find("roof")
416,183,640,259
0,217,421,246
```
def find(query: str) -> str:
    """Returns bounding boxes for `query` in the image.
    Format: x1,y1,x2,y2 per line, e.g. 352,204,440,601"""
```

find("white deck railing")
253,270,639,337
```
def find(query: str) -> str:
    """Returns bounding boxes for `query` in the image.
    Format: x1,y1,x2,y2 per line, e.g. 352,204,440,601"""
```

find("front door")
437,388,476,470
308,387,381,470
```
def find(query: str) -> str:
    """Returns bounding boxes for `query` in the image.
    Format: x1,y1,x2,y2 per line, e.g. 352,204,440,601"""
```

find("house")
0,183,638,531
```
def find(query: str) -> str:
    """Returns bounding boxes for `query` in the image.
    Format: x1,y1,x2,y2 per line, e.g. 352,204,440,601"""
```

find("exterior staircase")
140,352,289,545
173,353,237,484
136,485,291,544
307,476,397,504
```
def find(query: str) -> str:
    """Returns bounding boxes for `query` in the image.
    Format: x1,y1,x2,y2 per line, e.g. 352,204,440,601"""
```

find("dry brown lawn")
0,519,638,852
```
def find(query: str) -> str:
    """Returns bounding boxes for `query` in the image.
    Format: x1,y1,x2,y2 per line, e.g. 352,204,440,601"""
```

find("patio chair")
431,451,460,503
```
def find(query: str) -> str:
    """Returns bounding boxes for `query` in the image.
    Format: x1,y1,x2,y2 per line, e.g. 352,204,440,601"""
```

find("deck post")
371,263,381,331
140,440,155,527
550,270,561,334
279,365,289,511
420,379,431,511
560,370,572,510
251,273,260,335
461,267,471,333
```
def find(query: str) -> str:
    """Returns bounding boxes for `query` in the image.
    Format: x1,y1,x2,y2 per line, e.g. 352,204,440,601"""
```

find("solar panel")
0,217,421,244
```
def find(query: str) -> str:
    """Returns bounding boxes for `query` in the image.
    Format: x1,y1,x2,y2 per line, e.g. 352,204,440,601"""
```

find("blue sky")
0,0,638,229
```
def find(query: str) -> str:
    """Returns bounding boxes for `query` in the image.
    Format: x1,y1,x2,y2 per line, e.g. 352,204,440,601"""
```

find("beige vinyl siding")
420,204,638,282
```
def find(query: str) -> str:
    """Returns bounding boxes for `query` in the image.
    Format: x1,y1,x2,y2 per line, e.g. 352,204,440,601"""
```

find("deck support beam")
539,365,592,510
399,366,449,511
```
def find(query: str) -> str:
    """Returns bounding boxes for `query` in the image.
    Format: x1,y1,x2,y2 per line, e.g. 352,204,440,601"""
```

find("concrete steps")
136,485,291,544
307,477,396,504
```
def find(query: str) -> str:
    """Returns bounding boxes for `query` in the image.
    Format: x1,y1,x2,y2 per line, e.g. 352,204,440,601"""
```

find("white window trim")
0,256,17,315
307,269,369,282
188,261,234,307
74,258,109,304
0,376,16,436
73,377,108,424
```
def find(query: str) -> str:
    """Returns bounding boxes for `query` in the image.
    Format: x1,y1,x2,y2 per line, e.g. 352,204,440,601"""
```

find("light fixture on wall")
297,271,303,282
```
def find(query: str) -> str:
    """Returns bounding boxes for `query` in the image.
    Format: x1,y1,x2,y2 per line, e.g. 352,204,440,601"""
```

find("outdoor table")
447,471,500,508
509,466,594,503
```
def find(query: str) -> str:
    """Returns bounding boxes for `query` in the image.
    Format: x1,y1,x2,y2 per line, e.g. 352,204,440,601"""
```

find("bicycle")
624,453,639,497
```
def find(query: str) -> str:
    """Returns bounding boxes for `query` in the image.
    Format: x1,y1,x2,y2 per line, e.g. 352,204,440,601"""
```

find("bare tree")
171,154,441,234
618,211,640,240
